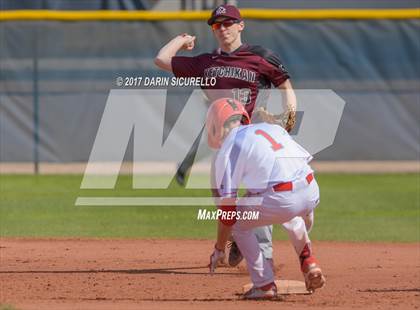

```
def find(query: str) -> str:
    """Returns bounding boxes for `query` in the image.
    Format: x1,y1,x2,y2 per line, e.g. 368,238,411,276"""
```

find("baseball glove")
251,107,296,132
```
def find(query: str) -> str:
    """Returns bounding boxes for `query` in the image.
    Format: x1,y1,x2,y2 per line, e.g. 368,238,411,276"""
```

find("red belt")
273,173,314,192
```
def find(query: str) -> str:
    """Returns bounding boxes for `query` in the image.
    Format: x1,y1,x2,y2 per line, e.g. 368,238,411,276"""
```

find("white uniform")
214,122,320,287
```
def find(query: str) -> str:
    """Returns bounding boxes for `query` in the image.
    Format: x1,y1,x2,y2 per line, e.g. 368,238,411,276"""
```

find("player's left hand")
282,110,296,132
208,245,225,273
252,107,296,133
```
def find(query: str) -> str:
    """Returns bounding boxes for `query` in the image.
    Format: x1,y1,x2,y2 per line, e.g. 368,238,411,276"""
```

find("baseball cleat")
228,241,244,267
302,259,326,293
243,282,277,300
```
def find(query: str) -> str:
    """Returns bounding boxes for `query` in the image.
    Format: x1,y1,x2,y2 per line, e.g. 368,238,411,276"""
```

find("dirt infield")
0,239,418,310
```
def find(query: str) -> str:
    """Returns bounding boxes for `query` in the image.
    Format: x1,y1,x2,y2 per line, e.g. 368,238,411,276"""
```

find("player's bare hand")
208,246,225,274
180,33,196,51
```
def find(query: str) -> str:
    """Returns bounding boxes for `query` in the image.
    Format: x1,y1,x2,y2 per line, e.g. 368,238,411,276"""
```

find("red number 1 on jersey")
255,129,283,151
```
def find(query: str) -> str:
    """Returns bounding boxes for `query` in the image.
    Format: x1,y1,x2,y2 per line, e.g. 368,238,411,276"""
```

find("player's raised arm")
154,34,196,72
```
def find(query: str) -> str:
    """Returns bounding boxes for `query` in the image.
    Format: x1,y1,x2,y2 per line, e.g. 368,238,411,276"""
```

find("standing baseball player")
206,98,325,299
154,4,297,180
154,4,309,274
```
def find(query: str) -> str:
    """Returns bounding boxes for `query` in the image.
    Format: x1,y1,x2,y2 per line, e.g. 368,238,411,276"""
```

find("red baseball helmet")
206,98,250,149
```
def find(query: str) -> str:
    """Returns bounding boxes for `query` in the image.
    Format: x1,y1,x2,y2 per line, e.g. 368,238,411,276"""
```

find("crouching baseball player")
207,98,325,299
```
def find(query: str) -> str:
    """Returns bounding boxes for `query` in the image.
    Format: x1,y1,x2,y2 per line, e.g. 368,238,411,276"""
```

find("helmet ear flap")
241,115,249,125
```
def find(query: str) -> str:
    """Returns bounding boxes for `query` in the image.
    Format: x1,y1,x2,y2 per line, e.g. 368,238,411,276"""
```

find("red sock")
299,243,316,271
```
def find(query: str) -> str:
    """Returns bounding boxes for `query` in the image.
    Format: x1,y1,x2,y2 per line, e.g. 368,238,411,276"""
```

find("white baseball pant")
232,178,320,287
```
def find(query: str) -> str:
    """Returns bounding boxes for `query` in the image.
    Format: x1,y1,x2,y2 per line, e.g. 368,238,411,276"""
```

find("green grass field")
0,174,419,242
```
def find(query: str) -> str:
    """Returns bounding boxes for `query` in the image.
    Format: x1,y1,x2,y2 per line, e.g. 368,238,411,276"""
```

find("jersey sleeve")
214,131,247,198
171,56,202,78
249,45,290,88
259,53,290,87
215,153,237,198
